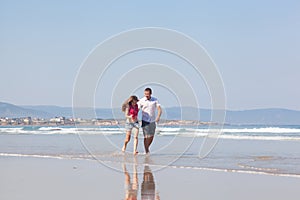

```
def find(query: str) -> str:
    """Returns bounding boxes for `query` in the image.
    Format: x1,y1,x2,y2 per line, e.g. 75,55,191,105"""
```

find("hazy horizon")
1,101,299,112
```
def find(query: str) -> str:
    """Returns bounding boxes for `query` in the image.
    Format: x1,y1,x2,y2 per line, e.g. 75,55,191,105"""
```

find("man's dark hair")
144,87,152,94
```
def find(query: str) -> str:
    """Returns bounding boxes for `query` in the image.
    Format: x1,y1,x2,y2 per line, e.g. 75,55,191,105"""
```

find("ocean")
1,124,300,177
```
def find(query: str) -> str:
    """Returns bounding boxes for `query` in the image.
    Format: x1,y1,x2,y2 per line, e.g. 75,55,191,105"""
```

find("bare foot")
133,151,138,155
122,146,126,152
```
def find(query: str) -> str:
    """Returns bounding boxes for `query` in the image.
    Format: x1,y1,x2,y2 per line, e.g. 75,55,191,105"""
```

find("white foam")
219,134,300,141
0,127,125,135
222,127,300,134
1,126,300,141
0,153,66,160
188,127,300,134
38,127,62,131
158,127,182,132
0,127,24,134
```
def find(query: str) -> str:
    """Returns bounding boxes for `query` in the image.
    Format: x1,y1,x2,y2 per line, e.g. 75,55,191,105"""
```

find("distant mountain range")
1,102,300,125
0,102,50,119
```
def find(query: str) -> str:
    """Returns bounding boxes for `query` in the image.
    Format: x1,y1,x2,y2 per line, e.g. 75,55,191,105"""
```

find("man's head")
144,88,152,100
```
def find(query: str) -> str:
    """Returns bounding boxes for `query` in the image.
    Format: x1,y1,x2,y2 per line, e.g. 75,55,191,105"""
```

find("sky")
0,0,299,110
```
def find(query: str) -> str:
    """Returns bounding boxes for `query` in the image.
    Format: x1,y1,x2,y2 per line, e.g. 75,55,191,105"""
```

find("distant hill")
225,108,300,125
156,107,300,125
23,105,73,118
0,102,50,118
23,105,115,119
1,102,300,125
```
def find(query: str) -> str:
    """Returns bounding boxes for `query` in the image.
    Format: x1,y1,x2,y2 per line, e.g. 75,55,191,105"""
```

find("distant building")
23,117,32,125
50,117,65,125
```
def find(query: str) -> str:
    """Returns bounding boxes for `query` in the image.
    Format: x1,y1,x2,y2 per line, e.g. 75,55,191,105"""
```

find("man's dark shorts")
141,120,156,138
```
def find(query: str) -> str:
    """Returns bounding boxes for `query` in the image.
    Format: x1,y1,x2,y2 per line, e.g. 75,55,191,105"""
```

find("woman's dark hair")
121,95,139,112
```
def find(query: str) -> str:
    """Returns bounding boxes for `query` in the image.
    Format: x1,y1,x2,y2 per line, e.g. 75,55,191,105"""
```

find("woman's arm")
124,107,131,119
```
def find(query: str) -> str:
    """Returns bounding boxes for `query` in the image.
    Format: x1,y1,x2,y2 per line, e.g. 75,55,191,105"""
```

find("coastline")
0,119,218,127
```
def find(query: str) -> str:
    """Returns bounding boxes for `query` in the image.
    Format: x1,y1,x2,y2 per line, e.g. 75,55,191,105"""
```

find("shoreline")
1,156,300,200
1,153,300,179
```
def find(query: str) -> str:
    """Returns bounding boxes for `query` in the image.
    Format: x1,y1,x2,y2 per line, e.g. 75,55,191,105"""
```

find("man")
138,88,162,154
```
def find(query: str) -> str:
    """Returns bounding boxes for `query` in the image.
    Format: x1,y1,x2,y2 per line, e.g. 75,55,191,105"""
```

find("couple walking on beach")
122,88,162,155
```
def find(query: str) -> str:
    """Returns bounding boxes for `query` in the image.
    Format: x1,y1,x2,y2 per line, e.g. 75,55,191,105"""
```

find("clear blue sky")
1,0,299,110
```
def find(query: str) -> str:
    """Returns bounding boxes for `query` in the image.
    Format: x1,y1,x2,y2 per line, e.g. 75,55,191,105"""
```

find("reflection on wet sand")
123,162,138,200
141,165,160,200
123,157,160,200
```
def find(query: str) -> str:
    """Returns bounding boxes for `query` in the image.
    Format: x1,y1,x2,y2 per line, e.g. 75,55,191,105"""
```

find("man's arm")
155,105,162,122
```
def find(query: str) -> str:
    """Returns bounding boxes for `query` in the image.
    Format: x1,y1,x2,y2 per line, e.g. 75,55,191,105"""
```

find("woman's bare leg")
133,128,139,155
122,131,131,152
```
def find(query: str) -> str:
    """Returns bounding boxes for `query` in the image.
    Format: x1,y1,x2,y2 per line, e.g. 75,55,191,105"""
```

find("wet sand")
1,156,300,200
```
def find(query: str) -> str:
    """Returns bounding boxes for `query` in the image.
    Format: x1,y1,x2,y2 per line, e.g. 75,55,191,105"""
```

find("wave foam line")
0,153,73,160
1,152,300,178
167,165,300,178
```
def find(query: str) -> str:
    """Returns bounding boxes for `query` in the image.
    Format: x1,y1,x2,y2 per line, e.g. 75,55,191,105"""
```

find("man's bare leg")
144,136,154,154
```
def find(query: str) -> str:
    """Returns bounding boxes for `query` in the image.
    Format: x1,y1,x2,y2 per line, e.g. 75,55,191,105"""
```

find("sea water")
0,125,300,177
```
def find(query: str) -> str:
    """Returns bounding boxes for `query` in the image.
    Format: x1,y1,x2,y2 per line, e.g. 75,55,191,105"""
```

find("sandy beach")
1,156,300,200
1,126,300,199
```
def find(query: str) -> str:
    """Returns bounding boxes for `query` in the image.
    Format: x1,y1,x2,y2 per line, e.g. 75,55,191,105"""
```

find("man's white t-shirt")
138,96,160,123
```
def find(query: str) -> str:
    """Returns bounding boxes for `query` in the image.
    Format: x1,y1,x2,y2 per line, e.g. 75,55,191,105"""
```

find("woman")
122,95,139,155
